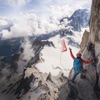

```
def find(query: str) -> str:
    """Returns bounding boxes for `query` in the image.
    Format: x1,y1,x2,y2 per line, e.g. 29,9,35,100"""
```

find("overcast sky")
0,0,92,17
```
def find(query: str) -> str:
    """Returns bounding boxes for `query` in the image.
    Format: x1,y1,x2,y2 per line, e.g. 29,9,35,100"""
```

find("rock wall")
89,0,100,43
58,0,100,100
81,0,100,86
79,0,100,99
80,30,90,53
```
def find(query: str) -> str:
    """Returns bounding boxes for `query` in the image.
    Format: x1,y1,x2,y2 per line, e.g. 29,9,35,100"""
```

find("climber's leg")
72,71,79,82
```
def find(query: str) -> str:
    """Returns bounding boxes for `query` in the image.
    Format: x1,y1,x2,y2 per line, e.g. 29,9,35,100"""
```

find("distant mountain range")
60,9,90,32
0,9,90,57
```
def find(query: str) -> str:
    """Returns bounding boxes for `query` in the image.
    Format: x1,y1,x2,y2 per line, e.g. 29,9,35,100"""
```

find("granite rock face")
81,0,100,88
79,0,100,99
89,0,100,43
80,30,90,52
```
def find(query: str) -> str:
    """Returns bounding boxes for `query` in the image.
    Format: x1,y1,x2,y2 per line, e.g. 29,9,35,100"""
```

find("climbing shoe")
80,74,86,79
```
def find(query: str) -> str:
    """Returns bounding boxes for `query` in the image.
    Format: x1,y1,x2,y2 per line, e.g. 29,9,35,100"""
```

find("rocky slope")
59,0,100,100
0,39,66,100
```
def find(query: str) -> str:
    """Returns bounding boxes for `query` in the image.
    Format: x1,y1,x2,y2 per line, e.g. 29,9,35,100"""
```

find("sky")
0,0,92,17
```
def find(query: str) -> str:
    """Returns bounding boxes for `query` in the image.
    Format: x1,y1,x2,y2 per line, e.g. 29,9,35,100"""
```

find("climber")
69,48,93,82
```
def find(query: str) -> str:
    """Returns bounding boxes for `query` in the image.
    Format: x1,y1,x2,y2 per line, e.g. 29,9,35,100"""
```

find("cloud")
0,19,8,25
0,0,92,17
5,0,31,7
26,0,91,18
1,13,38,38
48,5,74,19
21,38,35,61
0,0,92,39
1,10,69,39
17,38,35,73
72,0,92,9
32,0,92,9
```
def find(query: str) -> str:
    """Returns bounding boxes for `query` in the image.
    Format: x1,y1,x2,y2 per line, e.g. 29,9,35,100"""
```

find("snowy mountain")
60,9,90,32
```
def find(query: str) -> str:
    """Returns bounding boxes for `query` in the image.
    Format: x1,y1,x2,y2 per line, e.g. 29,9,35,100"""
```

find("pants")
72,70,80,82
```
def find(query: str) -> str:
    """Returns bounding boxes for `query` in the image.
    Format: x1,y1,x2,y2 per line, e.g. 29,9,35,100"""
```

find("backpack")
73,58,83,73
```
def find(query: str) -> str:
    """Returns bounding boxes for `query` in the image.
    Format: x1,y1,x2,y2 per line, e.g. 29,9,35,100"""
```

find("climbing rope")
60,52,70,73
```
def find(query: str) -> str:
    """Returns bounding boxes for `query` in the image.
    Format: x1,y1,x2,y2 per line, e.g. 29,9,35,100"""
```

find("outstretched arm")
69,49,75,59
82,59,93,64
